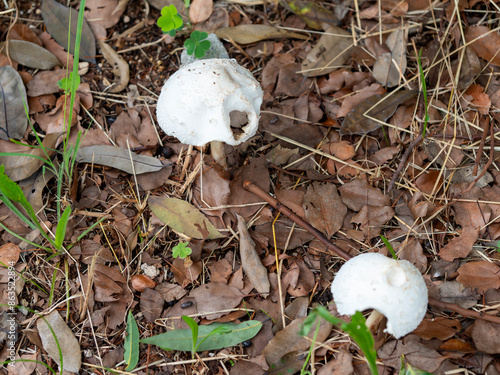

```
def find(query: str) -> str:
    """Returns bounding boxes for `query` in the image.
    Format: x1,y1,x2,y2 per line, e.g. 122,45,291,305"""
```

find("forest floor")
1,0,500,374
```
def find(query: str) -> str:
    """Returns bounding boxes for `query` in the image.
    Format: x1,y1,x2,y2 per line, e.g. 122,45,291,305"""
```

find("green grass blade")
55,206,72,251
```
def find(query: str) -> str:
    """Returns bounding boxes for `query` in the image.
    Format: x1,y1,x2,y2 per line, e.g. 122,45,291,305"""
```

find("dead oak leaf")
438,226,479,261
465,84,491,115
456,261,500,293
303,182,347,237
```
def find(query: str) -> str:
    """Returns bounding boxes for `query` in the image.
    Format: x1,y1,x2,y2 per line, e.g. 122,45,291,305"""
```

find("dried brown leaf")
37,311,82,373
457,261,500,293
189,0,213,23
301,26,352,77
472,320,500,354
0,132,61,181
237,215,270,296
303,182,347,237
190,282,245,320
263,316,332,365
216,25,307,45
339,179,391,211
465,26,500,66
341,89,417,135
372,28,407,87
130,275,156,292
140,288,164,323
98,41,129,93
0,66,28,140
85,0,128,29
414,317,461,340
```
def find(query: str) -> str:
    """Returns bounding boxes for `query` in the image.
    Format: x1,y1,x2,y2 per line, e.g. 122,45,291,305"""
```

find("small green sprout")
157,4,183,36
185,31,211,58
172,242,192,259
58,72,80,94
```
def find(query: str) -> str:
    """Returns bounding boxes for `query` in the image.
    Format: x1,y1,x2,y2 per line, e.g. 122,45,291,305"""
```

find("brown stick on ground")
429,297,500,324
243,181,352,260
243,180,500,324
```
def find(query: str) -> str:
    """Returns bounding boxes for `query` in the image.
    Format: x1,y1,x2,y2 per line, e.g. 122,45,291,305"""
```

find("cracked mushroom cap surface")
156,58,263,146
331,252,428,339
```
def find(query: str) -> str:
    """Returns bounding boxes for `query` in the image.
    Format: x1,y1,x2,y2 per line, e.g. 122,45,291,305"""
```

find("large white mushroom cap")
331,253,428,339
156,58,263,146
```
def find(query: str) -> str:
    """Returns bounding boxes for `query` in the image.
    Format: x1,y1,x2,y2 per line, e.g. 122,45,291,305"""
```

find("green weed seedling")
300,306,379,375
156,2,211,58
417,49,429,138
181,315,232,359
172,242,192,259
380,234,397,260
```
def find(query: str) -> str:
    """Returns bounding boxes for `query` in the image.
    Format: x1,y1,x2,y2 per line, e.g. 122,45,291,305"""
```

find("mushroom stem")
211,141,228,169
365,309,385,334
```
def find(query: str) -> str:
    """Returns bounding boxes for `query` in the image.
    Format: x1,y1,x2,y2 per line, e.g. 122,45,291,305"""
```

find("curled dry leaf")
36,311,82,373
98,41,129,93
464,84,491,115
237,215,270,296
372,27,407,87
456,261,500,293
216,25,308,44
130,274,156,292
0,66,28,140
301,26,352,77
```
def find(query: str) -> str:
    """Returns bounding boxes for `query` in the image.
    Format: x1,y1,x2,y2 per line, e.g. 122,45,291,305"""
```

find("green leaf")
58,72,80,94
185,31,211,58
157,4,183,33
124,311,140,371
0,164,39,231
380,235,397,260
341,312,378,375
54,206,72,251
182,316,199,355
148,196,223,240
141,320,262,352
190,30,208,42
172,242,192,259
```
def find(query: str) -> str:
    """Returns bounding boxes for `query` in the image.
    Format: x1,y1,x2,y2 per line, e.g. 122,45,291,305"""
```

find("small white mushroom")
156,58,263,169
331,252,428,339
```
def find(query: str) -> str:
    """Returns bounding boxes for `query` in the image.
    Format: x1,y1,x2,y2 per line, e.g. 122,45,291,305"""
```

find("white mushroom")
331,252,428,339
156,58,263,169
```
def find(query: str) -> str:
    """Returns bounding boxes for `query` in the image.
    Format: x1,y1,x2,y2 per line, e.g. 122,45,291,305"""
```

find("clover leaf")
157,4,183,35
172,242,192,259
184,31,211,58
